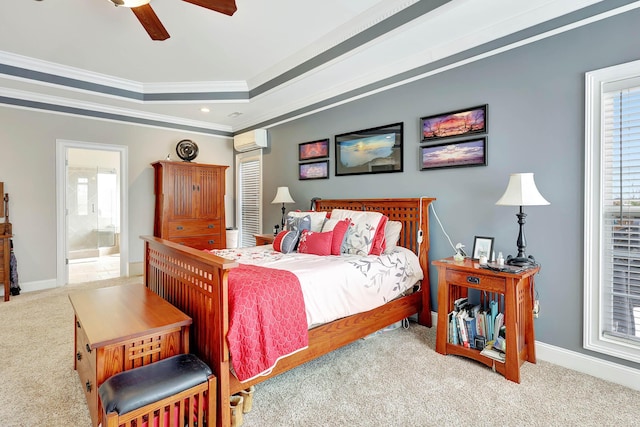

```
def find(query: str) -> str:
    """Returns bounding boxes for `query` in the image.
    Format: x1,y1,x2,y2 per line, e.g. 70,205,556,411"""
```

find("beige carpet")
1,276,639,427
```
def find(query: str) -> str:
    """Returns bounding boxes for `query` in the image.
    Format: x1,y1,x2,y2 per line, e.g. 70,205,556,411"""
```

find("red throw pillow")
331,219,350,255
369,215,389,256
298,230,332,256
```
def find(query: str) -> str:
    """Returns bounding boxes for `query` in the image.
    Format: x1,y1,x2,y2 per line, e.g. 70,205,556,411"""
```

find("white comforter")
210,246,423,328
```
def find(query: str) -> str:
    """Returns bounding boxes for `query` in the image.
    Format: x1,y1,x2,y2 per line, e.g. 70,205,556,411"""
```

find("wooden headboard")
315,197,434,272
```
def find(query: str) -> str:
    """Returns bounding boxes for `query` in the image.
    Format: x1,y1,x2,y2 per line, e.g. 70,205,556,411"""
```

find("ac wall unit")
233,129,268,152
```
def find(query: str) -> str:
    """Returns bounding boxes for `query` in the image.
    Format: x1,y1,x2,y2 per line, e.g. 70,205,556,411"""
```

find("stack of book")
448,297,505,353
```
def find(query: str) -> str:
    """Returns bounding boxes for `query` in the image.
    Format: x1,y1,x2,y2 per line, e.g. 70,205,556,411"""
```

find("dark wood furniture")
152,161,228,250
432,257,540,383
69,283,192,427
142,197,434,427
253,233,275,246
0,234,11,302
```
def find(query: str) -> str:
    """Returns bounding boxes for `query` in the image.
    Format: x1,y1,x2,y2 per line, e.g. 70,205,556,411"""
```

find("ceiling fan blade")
183,0,237,16
131,4,170,40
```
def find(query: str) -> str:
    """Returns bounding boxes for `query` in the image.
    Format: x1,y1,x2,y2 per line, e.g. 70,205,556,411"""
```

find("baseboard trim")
0,278,58,297
535,340,640,392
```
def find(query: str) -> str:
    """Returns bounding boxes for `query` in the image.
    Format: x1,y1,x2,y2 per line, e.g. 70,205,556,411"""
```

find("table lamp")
271,186,295,230
495,173,549,267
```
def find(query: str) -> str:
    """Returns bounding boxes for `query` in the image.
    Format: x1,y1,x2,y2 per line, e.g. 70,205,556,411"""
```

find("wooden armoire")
152,161,228,250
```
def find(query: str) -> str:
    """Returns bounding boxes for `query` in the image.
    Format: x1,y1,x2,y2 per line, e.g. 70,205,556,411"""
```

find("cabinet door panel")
170,165,196,218
197,167,223,219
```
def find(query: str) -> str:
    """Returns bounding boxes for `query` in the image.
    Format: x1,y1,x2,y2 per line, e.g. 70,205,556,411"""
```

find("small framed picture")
299,138,329,161
299,160,329,180
472,236,494,260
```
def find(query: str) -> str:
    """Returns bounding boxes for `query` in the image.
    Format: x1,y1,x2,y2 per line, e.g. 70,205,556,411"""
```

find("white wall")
0,107,233,286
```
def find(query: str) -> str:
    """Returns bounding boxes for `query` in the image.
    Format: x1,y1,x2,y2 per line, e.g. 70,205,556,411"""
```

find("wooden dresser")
69,284,192,427
152,161,228,250
0,234,11,302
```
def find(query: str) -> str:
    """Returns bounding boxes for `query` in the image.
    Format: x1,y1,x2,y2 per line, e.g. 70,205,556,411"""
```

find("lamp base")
505,254,538,267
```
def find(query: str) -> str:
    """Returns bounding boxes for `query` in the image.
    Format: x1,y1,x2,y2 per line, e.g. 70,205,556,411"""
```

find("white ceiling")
0,0,632,136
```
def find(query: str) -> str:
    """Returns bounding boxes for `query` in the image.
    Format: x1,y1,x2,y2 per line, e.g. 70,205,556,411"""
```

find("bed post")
418,197,433,327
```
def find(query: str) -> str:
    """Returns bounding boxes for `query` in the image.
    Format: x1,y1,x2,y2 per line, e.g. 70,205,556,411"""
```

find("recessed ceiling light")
200,107,210,113
228,112,242,118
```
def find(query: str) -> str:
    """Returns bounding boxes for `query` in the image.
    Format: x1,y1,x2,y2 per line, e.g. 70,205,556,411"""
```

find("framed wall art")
421,104,487,143
299,138,329,161
335,122,404,177
420,137,487,171
299,160,329,180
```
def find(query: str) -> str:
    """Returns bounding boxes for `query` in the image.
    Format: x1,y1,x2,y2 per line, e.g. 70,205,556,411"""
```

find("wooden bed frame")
142,197,434,427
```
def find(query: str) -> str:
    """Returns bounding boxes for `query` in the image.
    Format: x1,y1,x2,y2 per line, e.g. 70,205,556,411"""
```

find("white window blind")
585,60,640,363
236,151,262,247
602,84,640,346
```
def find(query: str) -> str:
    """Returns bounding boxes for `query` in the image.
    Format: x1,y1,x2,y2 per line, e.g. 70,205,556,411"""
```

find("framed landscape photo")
299,138,329,161
299,160,329,180
420,137,487,171
421,104,487,143
335,122,403,176
472,236,494,260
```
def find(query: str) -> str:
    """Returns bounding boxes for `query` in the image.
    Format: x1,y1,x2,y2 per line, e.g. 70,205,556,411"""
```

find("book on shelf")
480,344,505,363
454,297,469,312
448,311,459,345
456,309,470,348
465,316,477,349
476,309,486,338
493,312,504,341
480,346,505,363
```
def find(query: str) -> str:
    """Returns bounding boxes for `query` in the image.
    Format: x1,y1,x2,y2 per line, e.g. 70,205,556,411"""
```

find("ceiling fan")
109,0,237,41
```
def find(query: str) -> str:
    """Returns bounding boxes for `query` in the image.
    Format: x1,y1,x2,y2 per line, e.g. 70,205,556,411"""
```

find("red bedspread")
227,264,308,382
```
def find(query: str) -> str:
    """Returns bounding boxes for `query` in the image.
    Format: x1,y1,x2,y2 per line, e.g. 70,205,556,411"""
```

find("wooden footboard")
143,236,236,427
142,197,434,427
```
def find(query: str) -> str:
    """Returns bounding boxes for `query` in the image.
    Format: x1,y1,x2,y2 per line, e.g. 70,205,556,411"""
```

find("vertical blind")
602,82,640,345
238,155,261,247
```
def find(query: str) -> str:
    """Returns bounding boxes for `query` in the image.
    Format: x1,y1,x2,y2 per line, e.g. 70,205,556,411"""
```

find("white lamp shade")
496,173,550,206
271,186,295,204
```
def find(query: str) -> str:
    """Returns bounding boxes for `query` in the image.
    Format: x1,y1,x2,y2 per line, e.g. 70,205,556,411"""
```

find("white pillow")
329,209,384,255
287,211,328,232
383,221,403,253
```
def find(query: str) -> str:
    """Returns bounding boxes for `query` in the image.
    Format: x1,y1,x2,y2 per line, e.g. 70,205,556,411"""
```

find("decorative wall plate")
176,139,198,162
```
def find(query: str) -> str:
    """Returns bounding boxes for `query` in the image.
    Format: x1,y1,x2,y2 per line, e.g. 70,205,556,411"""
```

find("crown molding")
0,87,232,134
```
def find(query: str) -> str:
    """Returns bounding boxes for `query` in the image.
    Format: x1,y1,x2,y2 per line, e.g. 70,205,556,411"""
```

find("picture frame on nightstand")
472,236,494,260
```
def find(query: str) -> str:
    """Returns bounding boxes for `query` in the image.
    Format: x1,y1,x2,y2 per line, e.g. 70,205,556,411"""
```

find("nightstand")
432,257,539,383
254,233,275,246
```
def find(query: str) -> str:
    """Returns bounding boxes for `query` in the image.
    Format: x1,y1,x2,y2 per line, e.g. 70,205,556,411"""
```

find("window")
585,60,640,363
236,150,262,247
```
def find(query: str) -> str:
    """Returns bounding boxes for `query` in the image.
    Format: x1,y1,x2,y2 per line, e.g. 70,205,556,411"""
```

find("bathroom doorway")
56,141,128,285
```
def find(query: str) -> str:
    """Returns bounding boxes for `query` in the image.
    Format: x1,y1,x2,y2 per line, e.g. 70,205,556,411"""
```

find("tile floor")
68,254,120,284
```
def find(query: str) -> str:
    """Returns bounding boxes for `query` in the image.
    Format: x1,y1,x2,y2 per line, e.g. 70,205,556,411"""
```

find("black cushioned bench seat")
99,353,212,416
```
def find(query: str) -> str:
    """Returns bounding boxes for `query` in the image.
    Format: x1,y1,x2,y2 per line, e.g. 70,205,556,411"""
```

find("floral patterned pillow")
298,230,333,256
285,213,312,234
329,209,385,256
287,211,328,232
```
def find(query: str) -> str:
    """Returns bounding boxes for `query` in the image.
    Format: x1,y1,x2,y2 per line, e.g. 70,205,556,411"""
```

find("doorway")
56,141,128,286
